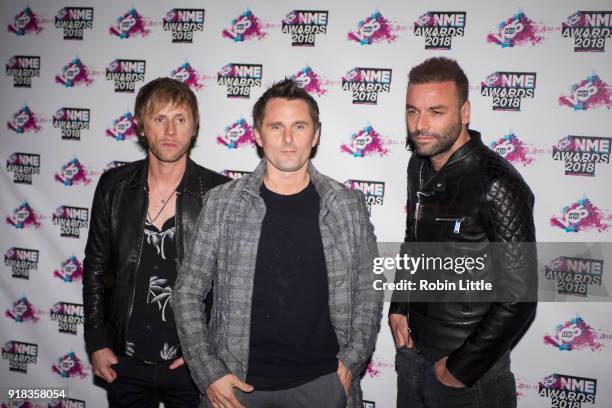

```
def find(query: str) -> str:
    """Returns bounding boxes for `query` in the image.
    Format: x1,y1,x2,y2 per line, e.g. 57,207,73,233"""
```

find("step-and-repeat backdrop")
1,0,611,407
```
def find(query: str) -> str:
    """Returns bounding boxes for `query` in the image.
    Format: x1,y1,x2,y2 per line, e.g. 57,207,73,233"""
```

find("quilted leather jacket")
389,130,537,386
83,158,229,356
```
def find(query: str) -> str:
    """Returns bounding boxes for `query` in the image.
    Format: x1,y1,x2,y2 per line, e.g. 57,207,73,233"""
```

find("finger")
233,379,254,393
217,392,241,408
169,357,184,370
394,327,407,348
108,367,117,383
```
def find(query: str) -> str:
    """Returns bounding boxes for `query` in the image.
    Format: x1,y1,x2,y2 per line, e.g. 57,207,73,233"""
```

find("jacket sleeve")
446,176,538,386
83,173,113,355
337,191,384,378
174,191,231,392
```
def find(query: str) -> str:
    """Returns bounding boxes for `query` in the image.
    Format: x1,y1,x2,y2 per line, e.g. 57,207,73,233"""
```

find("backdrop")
1,1,611,407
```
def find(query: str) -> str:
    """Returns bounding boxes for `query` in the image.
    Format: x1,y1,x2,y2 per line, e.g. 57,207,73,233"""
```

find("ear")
460,100,471,126
254,128,263,148
133,119,144,136
311,126,320,147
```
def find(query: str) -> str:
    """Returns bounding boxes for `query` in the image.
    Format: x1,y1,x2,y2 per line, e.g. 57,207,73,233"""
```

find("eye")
271,124,282,130
154,116,164,123
406,109,416,115
432,111,444,116
295,123,306,131
176,116,186,124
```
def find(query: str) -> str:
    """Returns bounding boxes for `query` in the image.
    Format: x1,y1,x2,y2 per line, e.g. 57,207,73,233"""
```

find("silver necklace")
147,190,176,223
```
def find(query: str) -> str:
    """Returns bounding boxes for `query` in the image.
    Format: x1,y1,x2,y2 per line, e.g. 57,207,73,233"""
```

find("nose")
415,113,429,133
283,127,294,144
166,119,176,136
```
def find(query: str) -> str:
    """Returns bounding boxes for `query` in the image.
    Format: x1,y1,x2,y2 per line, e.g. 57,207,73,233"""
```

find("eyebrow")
405,104,448,110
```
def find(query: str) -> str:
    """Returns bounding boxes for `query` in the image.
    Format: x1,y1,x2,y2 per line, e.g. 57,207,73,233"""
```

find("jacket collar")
125,156,200,198
441,129,482,169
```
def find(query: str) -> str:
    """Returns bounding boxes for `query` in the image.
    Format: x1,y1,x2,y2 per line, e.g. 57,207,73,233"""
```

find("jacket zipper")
414,162,433,241
435,217,465,234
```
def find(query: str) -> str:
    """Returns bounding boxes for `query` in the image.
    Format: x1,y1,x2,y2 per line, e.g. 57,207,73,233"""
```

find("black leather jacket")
83,158,229,356
389,130,537,386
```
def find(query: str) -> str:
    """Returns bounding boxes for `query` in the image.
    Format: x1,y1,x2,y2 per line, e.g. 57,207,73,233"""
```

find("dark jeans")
396,346,516,408
107,357,200,408
236,371,346,408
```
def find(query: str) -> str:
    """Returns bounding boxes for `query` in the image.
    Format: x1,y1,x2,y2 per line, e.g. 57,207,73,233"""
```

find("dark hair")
252,79,320,131
408,57,469,104
134,77,199,148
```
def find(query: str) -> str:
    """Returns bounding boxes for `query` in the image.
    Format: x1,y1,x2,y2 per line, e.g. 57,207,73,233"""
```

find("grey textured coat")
174,160,383,407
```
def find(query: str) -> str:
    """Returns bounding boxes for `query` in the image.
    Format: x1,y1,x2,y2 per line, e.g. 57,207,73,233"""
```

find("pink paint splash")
487,11,544,47
54,256,84,283
8,7,43,36
348,11,398,45
171,62,203,91
5,296,40,323
515,377,538,399
109,8,151,38
106,112,137,141
544,315,606,351
366,358,392,377
341,126,390,158
7,106,42,134
559,73,612,111
55,58,94,88
1,401,34,408
6,202,42,229
54,158,94,186
550,197,610,233
289,66,327,96
222,10,267,42
217,118,256,149
52,352,89,379
489,133,534,166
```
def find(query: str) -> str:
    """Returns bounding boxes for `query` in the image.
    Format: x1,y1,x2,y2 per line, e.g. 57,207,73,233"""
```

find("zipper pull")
453,219,462,234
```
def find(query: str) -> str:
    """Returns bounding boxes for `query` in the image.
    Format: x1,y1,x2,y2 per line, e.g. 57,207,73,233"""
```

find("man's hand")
434,356,465,388
337,360,352,397
206,374,253,408
91,348,119,383
389,313,414,349
169,357,185,370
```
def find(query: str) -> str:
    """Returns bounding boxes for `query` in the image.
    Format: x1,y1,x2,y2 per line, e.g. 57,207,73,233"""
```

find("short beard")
408,119,462,158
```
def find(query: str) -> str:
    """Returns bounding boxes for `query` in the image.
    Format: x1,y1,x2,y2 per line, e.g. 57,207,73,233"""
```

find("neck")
263,160,310,195
430,128,471,171
147,153,187,189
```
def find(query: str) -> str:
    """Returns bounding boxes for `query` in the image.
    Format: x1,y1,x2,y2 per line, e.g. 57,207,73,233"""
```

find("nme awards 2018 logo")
6,153,40,184
6,202,42,229
106,59,146,93
345,180,385,213
218,63,262,98
50,302,84,335
544,256,603,297
4,248,39,279
171,62,203,91
222,170,251,180
54,256,84,283
109,8,150,39
106,112,137,141
222,10,267,42
52,206,89,238
7,106,41,134
539,373,596,406
53,108,90,140
559,73,612,111
48,398,86,408
487,11,545,47
163,8,204,43
55,58,94,87
52,352,89,379
552,136,610,176
550,198,611,233
5,296,40,323
348,11,398,45
562,11,612,52
289,66,327,97
481,71,536,111
8,7,43,36
414,11,466,50
5,56,40,88
217,118,256,149
489,133,535,166
342,68,392,104
544,315,611,351
55,7,93,40
54,158,95,186
282,10,328,46
341,126,390,158
2,341,38,373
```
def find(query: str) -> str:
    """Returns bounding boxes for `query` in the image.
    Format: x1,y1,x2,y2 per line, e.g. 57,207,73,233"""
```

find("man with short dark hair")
175,79,383,408
389,57,537,407
83,77,229,407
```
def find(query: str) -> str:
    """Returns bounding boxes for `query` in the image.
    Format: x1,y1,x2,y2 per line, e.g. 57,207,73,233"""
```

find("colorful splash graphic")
289,66,327,96
55,58,94,87
489,133,535,166
544,315,610,351
6,106,42,134
109,8,151,38
222,10,267,42
348,11,398,45
5,296,40,323
8,7,43,36
341,126,390,158
106,112,137,141
6,202,42,229
487,11,545,47
217,118,256,149
559,73,612,111
1,400,35,408
366,358,393,377
52,351,89,379
171,62,204,91
53,256,84,283
54,158,94,186
515,377,539,399
550,197,610,233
